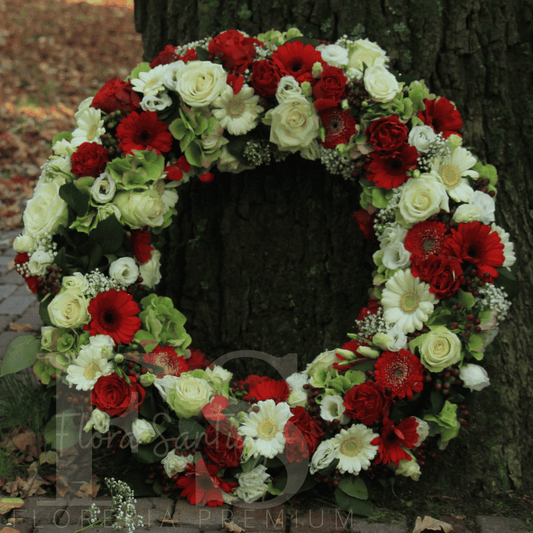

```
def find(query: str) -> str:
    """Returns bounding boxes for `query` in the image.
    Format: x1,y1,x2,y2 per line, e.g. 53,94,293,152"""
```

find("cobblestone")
0,294,35,315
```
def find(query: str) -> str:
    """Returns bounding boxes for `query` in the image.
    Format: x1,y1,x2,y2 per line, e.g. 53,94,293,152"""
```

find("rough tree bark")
133,0,533,495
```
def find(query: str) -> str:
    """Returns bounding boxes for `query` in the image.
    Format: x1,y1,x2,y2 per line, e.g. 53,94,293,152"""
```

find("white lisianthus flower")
48,289,90,329
381,270,437,334
97,203,122,223
348,38,388,71
71,107,105,146
433,146,478,202
364,64,399,103
300,139,321,161
265,96,319,153
66,344,113,390
332,425,379,474
167,374,213,418
28,249,54,276
417,326,462,373
141,92,173,112
84,408,110,434
217,146,255,174
240,436,257,463
212,84,263,135
132,419,157,444
91,172,116,204
139,249,162,289
408,125,437,153
459,364,491,391
378,224,408,248
413,417,430,447
40,156,72,184
153,375,181,402
235,464,270,503
491,224,516,267
13,234,35,253
382,242,411,270
114,190,167,229
204,365,233,385
88,334,115,358
319,394,350,425
373,323,408,352
131,65,168,96
453,190,495,225
310,439,336,474
163,60,186,91
23,181,69,238
397,172,449,227
176,61,227,107
52,138,75,157
395,451,421,480
162,450,194,477
305,349,338,378
109,257,139,286
275,76,303,103
238,399,292,459
62,272,89,294
286,372,309,407
316,44,349,67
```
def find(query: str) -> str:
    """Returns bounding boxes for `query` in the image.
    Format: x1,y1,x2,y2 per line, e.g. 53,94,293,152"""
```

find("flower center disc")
340,436,363,457
257,418,278,439
400,291,420,313
87,124,98,141
440,165,461,187
227,100,245,118
84,362,100,380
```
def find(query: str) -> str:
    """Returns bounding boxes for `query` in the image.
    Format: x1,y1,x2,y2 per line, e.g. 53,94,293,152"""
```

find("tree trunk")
134,0,533,495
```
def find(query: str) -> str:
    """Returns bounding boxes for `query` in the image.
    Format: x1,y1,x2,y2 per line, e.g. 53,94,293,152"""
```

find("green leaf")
1,335,40,376
227,136,252,165
52,131,72,146
178,418,205,443
338,477,368,500
89,214,125,254
130,62,151,80
59,182,90,216
468,334,484,352
457,289,475,310
334,489,374,516
44,410,80,450
431,388,445,415
195,47,210,61
494,266,520,300
133,444,161,464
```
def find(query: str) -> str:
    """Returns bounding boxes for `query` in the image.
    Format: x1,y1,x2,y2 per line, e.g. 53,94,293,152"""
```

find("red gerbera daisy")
116,111,173,155
352,208,377,242
371,417,419,466
176,458,237,507
86,289,141,345
373,349,425,400
318,107,357,149
271,40,324,84
142,345,188,377
366,144,418,189
404,221,448,260
442,222,505,277
130,229,154,263
418,97,463,138
244,378,290,403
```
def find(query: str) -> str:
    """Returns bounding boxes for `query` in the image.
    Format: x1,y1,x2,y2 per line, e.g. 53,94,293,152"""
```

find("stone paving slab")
477,515,530,532
0,294,35,315
0,283,18,301
172,500,231,530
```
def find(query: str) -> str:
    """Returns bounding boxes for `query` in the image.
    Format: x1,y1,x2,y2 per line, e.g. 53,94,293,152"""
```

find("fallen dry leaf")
53,474,70,498
0,527,22,533
11,431,42,460
39,450,57,465
0,498,24,515
224,522,245,533
413,515,453,533
8,323,36,333
158,519,180,526
76,476,101,499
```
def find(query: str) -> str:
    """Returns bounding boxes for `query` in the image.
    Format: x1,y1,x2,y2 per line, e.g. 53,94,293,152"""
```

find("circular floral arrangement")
5,28,518,512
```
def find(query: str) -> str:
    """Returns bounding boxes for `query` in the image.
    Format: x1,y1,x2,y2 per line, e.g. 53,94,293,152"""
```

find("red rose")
250,60,282,98
91,78,141,113
411,254,464,299
245,378,290,403
91,374,145,417
235,374,270,391
312,65,347,103
186,347,212,371
208,29,261,74
343,381,391,426
150,46,199,67
366,116,409,153
71,142,110,178
352,208,377,242
357,299,381,322
283,406,324,462
203,423,243,469
14,252,39,293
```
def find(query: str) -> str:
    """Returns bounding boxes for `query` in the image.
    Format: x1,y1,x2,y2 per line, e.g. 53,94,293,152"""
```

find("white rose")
286,372,309,407
319,395,350,424
452,204,483,223
408,125,437,153
235,465,270,503
28,250,54,276
163,60,186,91
48,289,90,329
453,190,495,225
310,439,336,474
114,190,167,229
348,39,388,71
305,349,338,378
398,172,449,226
275,76,303,103
364,64,399,103
459,364,490,391
217,146,254,174
176,61,227,107
162,450,193,477
139,250,162,289
154,375,181,402
109,257,139,286
395,451,421,480
23,181,69,238
266,96,320,153
167,374,213,418
378,224,408,248
91,172,116,204
417,326,462,373
204,365,233,384
382,242,411,270
62,272,89,294
13,234,35,253
316,44,349,67
132,419,157,444
88,334,115,358
84,408,110,434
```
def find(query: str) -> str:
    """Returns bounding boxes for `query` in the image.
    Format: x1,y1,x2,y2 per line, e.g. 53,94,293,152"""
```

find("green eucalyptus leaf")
334,489,374,516
338,477,368,500
1,335,40,376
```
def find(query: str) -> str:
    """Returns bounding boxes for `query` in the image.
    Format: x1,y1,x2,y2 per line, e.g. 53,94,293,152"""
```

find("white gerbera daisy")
237,399,292,459
131,65,168,96
141,92,173,112
433,146,478,202
66,344,113,391
212,84,263,136
491,223,516,267
71,107,105,147
381,270,438,334
332,424,379,474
